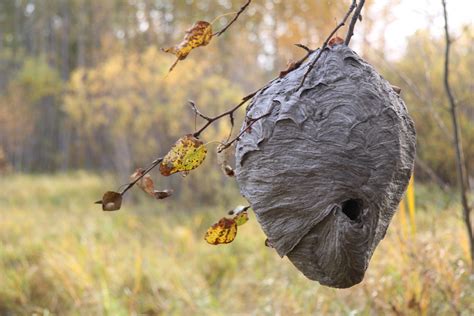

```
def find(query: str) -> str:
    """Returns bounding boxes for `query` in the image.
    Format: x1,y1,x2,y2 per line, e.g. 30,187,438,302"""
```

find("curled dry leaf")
223,165,235,177
264,238,274,248
160,134,207,176
95,191,122,211
279,59,298,78
130,168,154,195
391,85,402,95
227,205,250,216
217,144,235,177
243,117,253,134
130,168,173,200
153,189,174,200
328,36,344,47
161,21,213,72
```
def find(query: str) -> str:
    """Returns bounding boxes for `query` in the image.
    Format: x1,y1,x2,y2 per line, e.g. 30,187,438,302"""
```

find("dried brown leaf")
391,85,402,94
328,36,344,47
264,238,274,248
217,144,235,177
130,168,173,200
130,168,154,195
153,189,174,200
279,60,298,78
95,191,122,211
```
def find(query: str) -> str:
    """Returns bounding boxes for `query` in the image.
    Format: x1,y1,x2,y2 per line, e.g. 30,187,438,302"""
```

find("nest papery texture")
235,45,416,288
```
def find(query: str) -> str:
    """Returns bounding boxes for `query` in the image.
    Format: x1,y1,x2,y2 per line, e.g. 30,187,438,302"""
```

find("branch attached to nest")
99,0,371,208
297,0,359,89
345,0,366,45
190,89,259,138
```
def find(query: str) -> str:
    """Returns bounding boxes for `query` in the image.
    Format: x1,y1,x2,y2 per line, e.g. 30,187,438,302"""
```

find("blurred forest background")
0,0,473,314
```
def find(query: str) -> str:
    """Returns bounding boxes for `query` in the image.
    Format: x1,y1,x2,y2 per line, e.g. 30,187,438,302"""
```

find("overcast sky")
378,0,473,58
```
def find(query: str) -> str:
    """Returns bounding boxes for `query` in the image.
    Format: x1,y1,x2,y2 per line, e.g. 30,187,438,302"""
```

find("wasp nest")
235,44,416,288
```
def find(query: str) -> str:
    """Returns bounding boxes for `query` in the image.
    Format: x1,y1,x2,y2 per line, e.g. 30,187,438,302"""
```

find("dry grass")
0,172,472,315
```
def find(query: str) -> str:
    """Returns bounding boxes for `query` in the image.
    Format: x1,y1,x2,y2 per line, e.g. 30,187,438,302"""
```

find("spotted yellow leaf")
162,21,213,72
159,134,207,176
204,205,251,245
204,217,238,245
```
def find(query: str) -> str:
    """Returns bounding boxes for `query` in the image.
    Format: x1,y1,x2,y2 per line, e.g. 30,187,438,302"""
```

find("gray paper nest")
235,44,416,288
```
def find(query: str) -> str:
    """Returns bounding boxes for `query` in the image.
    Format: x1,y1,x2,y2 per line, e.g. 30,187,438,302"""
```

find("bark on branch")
345,0,366,45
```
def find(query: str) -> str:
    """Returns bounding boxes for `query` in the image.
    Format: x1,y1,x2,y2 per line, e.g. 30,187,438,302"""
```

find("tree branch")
294,43,313,53
298,0,358,89
442,0,473,269
345,0,366,45
214,0,252,37
218,102,277,152
119,157,163,196
189,101,212,121
191,90,258,138
100,0,373,208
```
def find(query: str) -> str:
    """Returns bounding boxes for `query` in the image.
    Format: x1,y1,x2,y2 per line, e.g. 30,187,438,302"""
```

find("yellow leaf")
228,205,250,226
159,134,207,176
233,210,249,226
204,205,250,245
204,218,238,245
162,21,213,72
95,191,122,211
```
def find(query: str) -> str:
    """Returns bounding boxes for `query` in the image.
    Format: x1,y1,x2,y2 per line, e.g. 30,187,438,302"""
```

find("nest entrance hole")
341,199,364,222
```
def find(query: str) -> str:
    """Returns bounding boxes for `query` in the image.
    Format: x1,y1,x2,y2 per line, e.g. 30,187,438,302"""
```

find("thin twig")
119,157,163,196
441,0,474,269
189,101,212,121
219,101,278,152
415,158,449,192
226,112,235,142
214,0,252,36
345,0,365,45
294,43,313,53
99,1,254,206
191,89,258,138
298,0,358,89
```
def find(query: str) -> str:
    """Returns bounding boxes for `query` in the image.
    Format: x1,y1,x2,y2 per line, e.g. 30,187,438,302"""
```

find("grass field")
0,172,472,315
